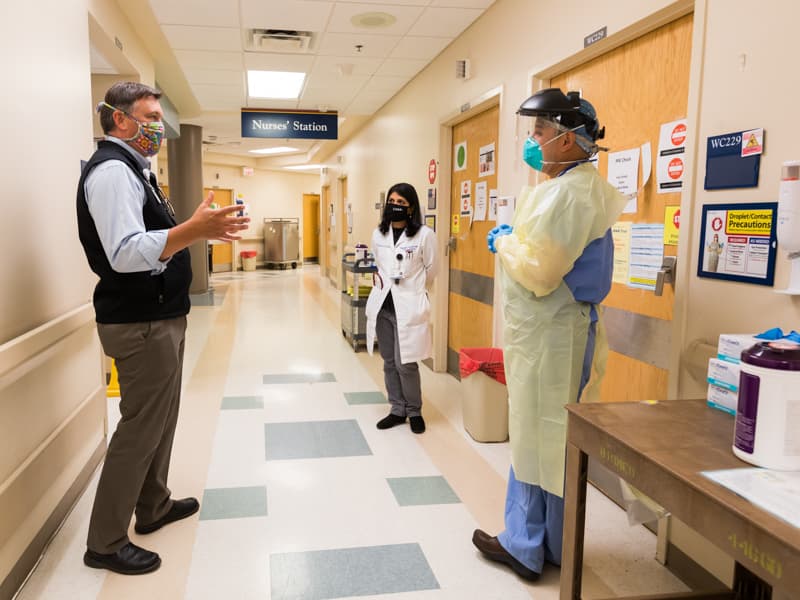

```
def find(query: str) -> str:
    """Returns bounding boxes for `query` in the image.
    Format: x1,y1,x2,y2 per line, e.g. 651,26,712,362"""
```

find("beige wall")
160,157,319,265
0,0,157,595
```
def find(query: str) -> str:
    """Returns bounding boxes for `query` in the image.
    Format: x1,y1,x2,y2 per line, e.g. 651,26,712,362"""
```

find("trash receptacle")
459,348,508,442
241,250,257,271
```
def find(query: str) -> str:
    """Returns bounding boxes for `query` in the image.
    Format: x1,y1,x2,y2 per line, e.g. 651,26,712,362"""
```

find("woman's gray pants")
376,307,422,417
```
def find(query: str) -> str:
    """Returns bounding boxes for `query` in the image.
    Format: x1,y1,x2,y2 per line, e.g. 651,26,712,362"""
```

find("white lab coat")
365,225,437,364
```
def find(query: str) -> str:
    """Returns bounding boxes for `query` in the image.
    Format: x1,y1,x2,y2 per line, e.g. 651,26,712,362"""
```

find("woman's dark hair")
379,182,423,236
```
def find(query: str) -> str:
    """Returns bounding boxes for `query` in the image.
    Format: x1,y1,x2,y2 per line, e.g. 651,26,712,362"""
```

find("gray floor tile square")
265,420,371,460
221,395,264,410
199,486,268,521
387,476,461,506
344,391,387,405
270,543,439,599
263,372,336,384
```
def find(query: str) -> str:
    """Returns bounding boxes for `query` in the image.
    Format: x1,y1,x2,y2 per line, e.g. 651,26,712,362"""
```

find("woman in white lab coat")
365,182,437,434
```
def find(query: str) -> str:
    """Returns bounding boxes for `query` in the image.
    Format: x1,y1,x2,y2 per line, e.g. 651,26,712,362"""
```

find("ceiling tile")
327,3,424,35
375,57,428,77
361,75,407,93
311,55,383,78
299,84,366,111
175,50,242,71
317,32,399,58
191,83,245,110
243,53,316,72
389,35,450,60
410,7,483,37
240,0,334,32
184,68,244,87
149,0,240,27
430,0,495,7
161,25,241,51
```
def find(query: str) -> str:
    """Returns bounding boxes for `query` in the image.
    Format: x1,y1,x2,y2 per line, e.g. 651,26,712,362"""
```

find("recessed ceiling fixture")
350,11,397,28
247,70,305,99
249,146,298,155
284,164,325,170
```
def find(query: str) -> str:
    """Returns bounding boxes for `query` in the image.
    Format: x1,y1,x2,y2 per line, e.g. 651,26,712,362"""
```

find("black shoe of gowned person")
83,542,161,575
134,497,200,535
409,415,426,434
376,413,406,429
472,529,540,581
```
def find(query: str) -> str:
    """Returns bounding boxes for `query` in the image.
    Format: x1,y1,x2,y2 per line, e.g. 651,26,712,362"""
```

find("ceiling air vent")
246,29,315,53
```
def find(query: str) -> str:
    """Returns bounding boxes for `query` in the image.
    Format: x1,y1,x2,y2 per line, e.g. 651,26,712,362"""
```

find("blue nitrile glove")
783,330,800,343
755,327,784,340
487,224,513,253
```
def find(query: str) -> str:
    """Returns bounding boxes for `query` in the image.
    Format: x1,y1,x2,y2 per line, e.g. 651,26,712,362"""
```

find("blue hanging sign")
704,129,762,190
241,110,338,140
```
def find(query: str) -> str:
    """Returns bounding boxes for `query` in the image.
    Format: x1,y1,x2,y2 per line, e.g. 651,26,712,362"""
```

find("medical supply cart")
341,252,376,351
263,218,299,269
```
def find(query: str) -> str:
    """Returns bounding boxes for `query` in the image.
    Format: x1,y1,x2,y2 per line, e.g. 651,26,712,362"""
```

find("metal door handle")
655,256,676,296
446,236,457,256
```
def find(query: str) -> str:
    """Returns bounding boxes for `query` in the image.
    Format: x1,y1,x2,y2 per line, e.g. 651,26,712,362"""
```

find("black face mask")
385,203,410,222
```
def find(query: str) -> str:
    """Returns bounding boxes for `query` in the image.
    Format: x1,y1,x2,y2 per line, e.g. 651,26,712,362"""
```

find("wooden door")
303,193,320,262
550,14,692,401
204,187,233,272
447,104,499,376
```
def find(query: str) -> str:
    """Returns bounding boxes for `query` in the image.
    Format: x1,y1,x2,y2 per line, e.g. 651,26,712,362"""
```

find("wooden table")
561,400,800,600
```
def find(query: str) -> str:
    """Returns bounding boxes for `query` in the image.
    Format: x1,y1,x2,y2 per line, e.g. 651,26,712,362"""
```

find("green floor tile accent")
386,476,461,506
265,420,371,460
189,288,225,306
270,543,439,599
221,395,264,410
344,391,387,405
263,372,336,384
199,486,267,521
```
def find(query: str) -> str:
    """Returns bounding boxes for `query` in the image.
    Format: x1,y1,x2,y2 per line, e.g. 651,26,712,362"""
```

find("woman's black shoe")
376,413,406,429
409,415,426,434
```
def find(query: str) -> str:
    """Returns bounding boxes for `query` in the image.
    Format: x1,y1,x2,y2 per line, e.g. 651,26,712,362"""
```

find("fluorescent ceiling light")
247,70,305,99
284,164,324,170
249,146,298,155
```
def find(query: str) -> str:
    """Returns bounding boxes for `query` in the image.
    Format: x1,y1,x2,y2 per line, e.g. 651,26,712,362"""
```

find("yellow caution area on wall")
107,360,120,397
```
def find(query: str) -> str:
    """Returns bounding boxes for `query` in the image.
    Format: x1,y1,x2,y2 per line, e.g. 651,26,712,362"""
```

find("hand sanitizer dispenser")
777,160,800,294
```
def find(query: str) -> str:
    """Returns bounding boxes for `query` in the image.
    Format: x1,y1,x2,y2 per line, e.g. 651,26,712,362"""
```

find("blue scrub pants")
497,316,597,574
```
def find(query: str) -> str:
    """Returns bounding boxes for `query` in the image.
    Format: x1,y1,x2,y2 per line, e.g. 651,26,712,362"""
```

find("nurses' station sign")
697,202,778,286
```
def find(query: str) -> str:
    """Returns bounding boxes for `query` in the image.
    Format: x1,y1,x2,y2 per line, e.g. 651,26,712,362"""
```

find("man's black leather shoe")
472,529,540,581
134,497,200,535
83,542,160,575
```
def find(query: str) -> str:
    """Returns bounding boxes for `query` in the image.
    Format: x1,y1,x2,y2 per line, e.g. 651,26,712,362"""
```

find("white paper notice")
641,141,652,188
496,196,515,227
702,468,800,529
656,119,687,194
478,143,496,177
474,181,488,221
611,222,632,285
628,224,664,290
608,148,640,214
489,189,498,221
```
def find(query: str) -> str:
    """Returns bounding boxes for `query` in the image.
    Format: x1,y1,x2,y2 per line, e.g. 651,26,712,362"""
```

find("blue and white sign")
241,110,338,140
704,129,762,190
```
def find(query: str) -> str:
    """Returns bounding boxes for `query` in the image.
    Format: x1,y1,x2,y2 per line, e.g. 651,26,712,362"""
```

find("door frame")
527,0,699,399
432,86,504,373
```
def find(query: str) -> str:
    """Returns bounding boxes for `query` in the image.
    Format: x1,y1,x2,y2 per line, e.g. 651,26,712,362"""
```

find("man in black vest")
77,81,249,575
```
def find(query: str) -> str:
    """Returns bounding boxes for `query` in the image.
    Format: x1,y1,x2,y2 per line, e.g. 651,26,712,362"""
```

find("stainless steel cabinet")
263,218,299,269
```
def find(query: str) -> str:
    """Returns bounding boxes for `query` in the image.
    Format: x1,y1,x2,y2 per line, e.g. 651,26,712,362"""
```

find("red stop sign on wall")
671,123,686,146
668,157,684,179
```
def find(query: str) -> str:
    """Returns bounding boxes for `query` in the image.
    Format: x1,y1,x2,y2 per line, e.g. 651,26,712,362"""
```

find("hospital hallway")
14,267,690,600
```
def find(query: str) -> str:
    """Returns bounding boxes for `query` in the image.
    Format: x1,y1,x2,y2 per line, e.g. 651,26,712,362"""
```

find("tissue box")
707,358,740,391
707,383,738,415
717,334,761,364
